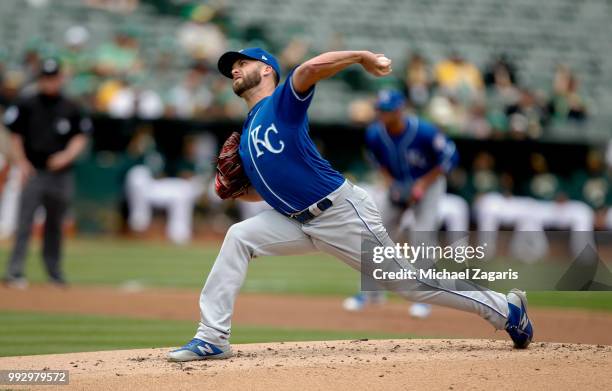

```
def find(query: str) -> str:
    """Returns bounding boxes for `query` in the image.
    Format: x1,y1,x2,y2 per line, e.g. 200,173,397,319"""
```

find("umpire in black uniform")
3,58,92,287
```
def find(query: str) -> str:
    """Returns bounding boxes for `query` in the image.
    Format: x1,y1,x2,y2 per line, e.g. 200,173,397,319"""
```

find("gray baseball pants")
195,181,508,347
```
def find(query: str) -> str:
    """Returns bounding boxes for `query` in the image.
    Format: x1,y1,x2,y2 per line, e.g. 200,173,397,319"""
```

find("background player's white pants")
475,193,542,259
439,193,470,231
126,166,204,245
0,167,21,239
476,193,594,259
537,200,595,257
399,192,469,233
195,181,508,347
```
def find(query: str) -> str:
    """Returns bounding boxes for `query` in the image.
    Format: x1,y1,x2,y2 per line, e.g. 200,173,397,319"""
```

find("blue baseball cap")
217,47,281,84
376,89,406,111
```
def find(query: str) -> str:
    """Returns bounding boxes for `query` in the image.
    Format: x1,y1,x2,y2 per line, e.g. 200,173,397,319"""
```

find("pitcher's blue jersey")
365,117,458,183
238,70,345,215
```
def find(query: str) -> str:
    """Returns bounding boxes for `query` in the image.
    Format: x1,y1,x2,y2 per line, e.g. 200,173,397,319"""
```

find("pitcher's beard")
233,72,262,96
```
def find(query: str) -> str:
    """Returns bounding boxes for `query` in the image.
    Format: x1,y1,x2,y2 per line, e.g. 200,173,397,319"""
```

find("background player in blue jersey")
343,89,459,316
167,48,532,361
368,90,459,235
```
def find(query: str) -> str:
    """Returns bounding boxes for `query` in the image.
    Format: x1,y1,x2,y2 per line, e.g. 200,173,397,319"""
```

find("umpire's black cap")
39,58,61,77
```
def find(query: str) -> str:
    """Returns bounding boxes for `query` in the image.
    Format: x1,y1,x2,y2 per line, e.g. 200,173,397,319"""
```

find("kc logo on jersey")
250,123,285,157
406,149,427,168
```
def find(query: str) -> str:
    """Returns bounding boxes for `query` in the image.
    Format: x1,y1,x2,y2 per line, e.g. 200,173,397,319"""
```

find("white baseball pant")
126,165,204,245
476,193,595,259
195,181,508,347
0,166,21,239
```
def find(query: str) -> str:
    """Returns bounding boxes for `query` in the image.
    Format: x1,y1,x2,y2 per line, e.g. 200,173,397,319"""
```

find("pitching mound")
1,339,611,390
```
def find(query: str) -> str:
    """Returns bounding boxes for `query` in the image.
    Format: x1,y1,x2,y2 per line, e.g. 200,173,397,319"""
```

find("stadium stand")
0,0,609,141
0,0,610,236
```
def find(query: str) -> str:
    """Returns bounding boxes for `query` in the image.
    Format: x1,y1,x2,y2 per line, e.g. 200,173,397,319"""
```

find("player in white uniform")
125,165,205,244
167,48,533,361
0,128,21,239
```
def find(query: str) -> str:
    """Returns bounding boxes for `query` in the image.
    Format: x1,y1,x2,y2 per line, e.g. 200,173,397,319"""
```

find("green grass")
0,238,358,295
0,312,419,357
1,238,612,311
527,291,612,311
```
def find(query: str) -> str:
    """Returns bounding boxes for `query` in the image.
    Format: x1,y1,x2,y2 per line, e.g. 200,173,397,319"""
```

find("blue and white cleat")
505,289,534,349
409,303,432,319
342,292,367,311
342,291,387,312
167,338,233,362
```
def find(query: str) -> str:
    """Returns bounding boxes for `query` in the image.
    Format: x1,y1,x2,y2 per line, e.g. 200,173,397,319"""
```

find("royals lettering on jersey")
238,70,345,215
365,117,458,183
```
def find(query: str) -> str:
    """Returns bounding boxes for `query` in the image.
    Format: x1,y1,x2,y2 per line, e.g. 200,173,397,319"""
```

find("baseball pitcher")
168,48,533,361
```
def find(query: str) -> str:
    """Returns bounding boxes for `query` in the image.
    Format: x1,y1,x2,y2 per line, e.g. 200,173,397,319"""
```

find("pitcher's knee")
221,221,256,259
225,221,251,243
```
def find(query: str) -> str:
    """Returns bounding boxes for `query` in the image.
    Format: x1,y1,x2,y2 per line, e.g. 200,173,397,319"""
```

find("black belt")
288,198,333,224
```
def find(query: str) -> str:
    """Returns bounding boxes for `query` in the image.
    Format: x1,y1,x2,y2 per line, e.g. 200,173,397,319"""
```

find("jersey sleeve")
3,102,27,135
365,123,392,173
423,121,459,173
364,124,382,163
271,68,315,126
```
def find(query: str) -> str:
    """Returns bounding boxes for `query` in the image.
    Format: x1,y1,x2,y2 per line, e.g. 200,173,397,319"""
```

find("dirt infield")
1,339,611,390
2,284,612,344
3,285,612,389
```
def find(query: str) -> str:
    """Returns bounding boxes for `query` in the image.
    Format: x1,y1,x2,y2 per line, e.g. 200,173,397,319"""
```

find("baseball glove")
388,180,413,208
215,131,251,199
